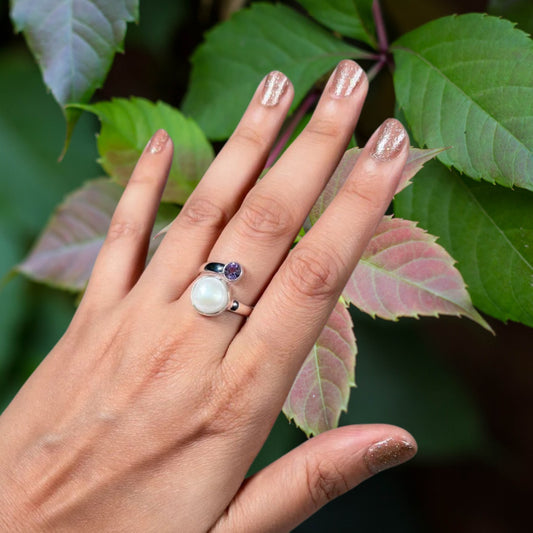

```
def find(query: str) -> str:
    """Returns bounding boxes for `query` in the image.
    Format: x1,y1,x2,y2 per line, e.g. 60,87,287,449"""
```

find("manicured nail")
261,71,289,106
148,129,169,154
364,437,417,474
329,60,364,98
371,119,407,161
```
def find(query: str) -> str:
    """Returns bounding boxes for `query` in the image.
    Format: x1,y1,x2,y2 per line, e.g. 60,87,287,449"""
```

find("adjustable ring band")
202,262,224,274
200,261,243,282
227,298,253,317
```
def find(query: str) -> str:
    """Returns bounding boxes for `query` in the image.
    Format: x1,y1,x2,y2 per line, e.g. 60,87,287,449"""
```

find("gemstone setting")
223,262,242,281
191,276,230,316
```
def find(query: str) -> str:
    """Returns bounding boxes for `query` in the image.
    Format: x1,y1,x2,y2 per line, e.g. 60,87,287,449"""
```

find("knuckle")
232,124,267,150
305,455,350,507
128,171,158,186
106,219,143,242
283,246,342,300
236,192,294,240
343,171,388,211
305,117,342,141
180,196,228,230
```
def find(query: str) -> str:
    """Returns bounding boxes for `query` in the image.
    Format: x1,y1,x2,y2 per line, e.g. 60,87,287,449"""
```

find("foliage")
10,0,139,150
182,3,372,139
393,14,533,190
6,0,533,439
283,300,356,437
18,179,179,290
395,159,533,327
76,98,214,203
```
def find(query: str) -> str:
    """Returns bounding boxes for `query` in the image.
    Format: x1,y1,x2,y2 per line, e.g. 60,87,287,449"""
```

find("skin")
0,60,416,532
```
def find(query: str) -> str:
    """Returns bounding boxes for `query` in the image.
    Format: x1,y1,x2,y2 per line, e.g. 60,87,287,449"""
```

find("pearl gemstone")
191,276,229,316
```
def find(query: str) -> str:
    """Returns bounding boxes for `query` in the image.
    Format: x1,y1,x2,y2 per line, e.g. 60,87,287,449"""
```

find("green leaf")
294,0,376,47
182,2,370,140
283,300,357,437
0,50,100,237
75,98,214,204
393,14,533,190
18,179,179,291
10,0,139,148
394,159,533,327
488,0,533,37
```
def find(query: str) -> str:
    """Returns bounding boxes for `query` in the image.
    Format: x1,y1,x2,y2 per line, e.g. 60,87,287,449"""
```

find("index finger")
227,119,408,398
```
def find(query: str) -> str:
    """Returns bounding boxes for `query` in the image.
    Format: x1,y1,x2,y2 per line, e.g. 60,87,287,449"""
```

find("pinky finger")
83,129,173,308
211,425,417,533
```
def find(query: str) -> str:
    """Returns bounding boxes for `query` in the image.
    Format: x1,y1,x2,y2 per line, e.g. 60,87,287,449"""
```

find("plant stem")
372,0,389,53
366,59,385,83
265,91,319,168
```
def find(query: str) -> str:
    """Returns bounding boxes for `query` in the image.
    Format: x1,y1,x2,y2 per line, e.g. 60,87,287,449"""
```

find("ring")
191,261,252,317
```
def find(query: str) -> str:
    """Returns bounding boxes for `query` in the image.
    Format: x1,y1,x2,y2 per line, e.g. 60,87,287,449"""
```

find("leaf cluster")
7,0,533,437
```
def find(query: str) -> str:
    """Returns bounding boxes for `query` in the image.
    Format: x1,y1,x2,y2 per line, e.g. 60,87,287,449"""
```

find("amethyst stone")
223,262,242,281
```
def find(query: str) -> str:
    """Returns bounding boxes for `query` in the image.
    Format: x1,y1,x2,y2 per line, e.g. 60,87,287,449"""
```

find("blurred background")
1,0,532,531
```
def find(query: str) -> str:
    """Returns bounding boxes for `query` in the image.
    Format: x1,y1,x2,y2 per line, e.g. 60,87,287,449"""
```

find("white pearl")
191,276,229,316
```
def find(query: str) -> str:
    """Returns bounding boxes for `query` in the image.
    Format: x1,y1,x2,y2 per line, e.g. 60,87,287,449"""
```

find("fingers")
203,61,368,324
139,72,294,301
83,130,173,307
212,425,417,533
229,119,408,394
168,60,368,354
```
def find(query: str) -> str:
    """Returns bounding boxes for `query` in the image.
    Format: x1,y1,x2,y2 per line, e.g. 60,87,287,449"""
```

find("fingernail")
261,71,289,106
371,119,407,161
329,60,364,98
364,437,417,475
148,129,169,154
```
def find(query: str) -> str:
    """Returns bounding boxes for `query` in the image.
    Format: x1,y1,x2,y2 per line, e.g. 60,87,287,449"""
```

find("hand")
0,60,416,532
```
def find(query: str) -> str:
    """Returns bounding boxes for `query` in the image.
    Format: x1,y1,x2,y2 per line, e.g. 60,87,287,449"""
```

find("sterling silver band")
227,298,253,317
200,261,244,282
201,262,225,275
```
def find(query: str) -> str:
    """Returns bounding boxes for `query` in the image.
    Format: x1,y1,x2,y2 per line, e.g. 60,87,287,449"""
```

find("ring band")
200,261,243,282
191,261,252,317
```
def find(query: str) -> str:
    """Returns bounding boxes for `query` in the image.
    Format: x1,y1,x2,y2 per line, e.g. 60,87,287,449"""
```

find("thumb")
212,424,417,533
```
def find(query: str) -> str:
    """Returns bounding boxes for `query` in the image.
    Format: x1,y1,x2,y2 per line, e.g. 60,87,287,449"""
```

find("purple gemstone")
223,262,242,281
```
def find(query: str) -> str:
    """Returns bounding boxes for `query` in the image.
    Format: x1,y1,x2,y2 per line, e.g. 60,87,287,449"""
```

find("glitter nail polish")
261,71,289,106
329,60,364,98
364,437,417,474
148,129,169,154
371,119,407,161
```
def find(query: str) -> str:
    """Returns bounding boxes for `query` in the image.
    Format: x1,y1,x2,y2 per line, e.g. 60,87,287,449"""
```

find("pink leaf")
309,146,445,224
342,216,492,330
283,300,357,437
18,179,178,291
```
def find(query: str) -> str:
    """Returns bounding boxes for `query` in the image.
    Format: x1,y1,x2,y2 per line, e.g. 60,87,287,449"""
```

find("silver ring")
191,261,252,317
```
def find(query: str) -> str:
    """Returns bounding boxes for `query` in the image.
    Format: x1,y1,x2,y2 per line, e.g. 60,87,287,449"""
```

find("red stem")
372,0,389,53
265,91,319,168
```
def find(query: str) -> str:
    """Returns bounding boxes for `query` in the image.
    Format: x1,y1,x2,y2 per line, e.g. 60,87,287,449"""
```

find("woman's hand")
0,60,416,532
